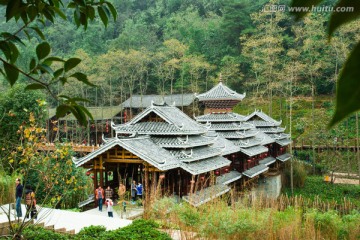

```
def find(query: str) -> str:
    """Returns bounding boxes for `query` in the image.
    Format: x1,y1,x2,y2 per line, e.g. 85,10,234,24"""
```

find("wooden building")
72,78,291,207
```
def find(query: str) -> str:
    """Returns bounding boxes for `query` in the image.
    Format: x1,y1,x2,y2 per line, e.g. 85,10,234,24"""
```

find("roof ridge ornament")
111,121,116,129
181,149,193,158
129,132,138,138
205,121,211,129
176,123,185,130
177,135,189,144
150,100,154,108
219,73,223,83
102,134,108,143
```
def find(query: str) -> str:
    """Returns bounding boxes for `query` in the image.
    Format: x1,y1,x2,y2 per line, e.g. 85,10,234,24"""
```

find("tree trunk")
356,113,360,185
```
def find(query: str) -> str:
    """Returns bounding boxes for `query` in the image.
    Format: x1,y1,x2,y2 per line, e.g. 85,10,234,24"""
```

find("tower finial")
219,73,222,83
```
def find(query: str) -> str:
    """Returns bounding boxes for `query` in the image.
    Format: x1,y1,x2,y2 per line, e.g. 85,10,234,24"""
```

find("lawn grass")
283,175,360,208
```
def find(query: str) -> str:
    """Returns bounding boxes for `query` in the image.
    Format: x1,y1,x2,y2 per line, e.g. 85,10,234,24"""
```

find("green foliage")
177,203,201,227
103,219,171,240
0,171,16,204
283,176,360,207
305,209,342,238
75,225,107,239
284,160,308,188
21,219,171,240
22,225,68,240
290,0,360,126
0,0,117,126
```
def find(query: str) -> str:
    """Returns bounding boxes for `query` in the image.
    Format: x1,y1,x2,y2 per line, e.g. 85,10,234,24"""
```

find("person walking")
105,186,113,200
106,199,113,217
131,180,137,204
25,186,37,219
95,186,104,212
15,178,23,218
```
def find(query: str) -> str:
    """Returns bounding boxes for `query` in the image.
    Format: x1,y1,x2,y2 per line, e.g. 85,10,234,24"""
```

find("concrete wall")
251,174,282,199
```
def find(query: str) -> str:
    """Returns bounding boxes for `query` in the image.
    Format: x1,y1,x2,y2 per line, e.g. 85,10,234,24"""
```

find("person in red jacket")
95,186,105,211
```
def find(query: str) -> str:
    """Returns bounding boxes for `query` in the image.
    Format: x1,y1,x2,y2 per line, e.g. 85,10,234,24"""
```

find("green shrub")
176,203,201,227
100,219,171,240
75,225,106,239
22,225,68,240
339,210,360,239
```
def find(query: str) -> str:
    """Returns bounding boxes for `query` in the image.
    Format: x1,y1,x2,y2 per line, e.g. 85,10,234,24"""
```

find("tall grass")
0,171,17,205
150,193,360,240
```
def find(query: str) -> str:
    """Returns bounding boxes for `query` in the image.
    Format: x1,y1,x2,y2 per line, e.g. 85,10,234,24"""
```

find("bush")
100,219,171,240
22,225,68,240
75,225,106,239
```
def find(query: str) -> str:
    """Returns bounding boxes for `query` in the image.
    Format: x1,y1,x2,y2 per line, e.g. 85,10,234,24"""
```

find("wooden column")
93,161,98,206
144,163,150,218
190,175,195,194
99,156,104,187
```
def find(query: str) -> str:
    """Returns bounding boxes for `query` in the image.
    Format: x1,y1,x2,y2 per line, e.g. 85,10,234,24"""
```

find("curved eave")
243,164,269,178
181,156,231,175
73,137,179,171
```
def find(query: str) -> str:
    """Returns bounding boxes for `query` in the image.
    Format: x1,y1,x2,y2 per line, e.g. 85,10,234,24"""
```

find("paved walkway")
0,203,139,234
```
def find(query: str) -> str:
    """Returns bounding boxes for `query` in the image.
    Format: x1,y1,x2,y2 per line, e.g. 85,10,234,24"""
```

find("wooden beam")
105,159,143,163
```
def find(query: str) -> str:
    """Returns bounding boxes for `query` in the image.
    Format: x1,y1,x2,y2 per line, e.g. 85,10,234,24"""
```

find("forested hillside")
1,0,358,105
0,0,359,148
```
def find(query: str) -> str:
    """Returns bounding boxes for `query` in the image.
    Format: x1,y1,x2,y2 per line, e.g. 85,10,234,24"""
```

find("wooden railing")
292,139,359,152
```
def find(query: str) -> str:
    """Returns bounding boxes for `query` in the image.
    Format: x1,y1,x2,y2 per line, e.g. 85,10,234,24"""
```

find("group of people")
95,180,144,217
15,177,144,220
15,178,37,219
95,186,114,217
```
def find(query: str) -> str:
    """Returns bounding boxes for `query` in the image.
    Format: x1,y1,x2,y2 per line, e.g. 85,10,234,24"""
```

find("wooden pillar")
190,175,195,194
99,156,104,187
144,163,150,218
94,161,98,207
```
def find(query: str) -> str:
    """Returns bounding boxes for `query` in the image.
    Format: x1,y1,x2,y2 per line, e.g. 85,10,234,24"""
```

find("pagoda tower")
195,76,291,184
196,74,245,114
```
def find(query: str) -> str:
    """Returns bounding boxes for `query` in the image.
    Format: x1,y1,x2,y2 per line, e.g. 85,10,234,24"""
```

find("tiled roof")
195,112,245,122
243,164,269,178
121,94,195,108
113,104,208,135
196,82,246,101
211,136,241,156
113,122,206,135
47,106,123,120
276,153,292,162
207,122,253,131
181,156,231,175
182,184,230,207
232,137,263,148
244,111,281,125
276,138,292,147
239,145,268,157
259,127,286,133
216,171,242,185
72,136,179,170
152,135,216,148
259,157,276,166
266,133,291,146
169,146,220,162
217,129,259,139
247,121,281,127
268,133,290,139
257,131,276,145
113,104,206,135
